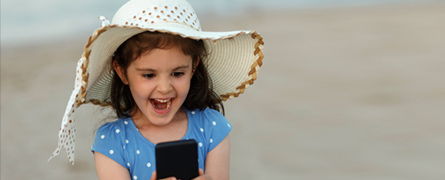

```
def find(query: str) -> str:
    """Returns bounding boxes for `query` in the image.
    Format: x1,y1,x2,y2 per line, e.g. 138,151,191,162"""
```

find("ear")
192,56,200,74
113,60,129,85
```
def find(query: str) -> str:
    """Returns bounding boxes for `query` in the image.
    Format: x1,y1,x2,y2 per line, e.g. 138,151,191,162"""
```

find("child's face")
115,47,195,126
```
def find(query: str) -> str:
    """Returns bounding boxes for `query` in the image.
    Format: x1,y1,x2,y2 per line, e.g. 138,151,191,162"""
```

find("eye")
143,74,155,79
172,72,184,78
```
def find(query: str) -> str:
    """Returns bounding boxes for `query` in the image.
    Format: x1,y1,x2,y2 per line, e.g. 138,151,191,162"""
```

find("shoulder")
191,108,225,120
188,108,232,151
96,117,129,141
92,117,131,169
189,108,230,126
187,108,232,133
98,117,129,130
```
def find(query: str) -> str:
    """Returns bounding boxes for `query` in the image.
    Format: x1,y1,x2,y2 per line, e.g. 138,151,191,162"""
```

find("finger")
149,171,156,180
160,177,176,180
193,169,213,180
151,171,177,180
192,174,212,180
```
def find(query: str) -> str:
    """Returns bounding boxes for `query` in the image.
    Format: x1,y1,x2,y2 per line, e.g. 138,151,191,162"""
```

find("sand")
2,2,445,179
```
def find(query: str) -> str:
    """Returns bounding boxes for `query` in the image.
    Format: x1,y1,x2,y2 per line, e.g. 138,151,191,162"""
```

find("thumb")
150,171,157,180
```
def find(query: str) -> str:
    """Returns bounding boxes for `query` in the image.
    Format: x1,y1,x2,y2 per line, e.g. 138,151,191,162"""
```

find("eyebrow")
135,65,190,72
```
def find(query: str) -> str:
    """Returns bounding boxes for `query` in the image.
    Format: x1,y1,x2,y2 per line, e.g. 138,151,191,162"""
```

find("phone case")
155,139,199,180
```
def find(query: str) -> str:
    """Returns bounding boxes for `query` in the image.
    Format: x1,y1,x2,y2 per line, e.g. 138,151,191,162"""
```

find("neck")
130,108,189,144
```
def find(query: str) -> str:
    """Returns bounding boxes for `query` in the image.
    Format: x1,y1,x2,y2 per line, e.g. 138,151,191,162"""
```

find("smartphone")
155,139,199,180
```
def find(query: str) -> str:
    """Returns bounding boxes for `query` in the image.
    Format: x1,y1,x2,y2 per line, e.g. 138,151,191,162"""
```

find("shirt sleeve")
91,122,127,168
202,109,232,152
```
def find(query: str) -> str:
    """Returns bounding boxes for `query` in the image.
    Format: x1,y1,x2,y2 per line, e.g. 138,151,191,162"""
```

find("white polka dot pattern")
113,2,201,31
99,16,110,28
48,72,83,165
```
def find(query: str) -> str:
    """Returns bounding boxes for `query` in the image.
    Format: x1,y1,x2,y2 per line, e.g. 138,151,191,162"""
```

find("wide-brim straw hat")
49,0,264,165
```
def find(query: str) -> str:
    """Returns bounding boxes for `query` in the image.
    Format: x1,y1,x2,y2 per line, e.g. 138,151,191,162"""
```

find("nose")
156,78,172,94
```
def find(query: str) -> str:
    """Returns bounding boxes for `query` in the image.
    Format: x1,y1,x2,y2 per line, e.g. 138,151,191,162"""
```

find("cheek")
128,85,144,101
128,80,151,99
174,79,191,95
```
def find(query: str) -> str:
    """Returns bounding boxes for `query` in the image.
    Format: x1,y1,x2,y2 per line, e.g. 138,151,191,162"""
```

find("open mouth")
150,98,172,111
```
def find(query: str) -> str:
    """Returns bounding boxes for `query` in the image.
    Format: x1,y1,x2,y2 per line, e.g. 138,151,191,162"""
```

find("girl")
48,0,264,179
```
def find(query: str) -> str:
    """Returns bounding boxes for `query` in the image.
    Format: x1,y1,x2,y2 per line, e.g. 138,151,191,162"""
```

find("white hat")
49,0,264,165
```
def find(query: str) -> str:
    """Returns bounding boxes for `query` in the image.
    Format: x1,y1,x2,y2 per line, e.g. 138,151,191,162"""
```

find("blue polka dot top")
91,108,232,180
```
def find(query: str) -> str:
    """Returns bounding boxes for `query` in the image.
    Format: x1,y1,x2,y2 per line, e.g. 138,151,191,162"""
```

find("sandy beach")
2,2,445,179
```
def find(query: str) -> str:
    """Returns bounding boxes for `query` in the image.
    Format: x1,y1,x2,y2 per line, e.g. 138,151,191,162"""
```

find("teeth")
154,99,171,103
152,98,172,110
166,100,171,109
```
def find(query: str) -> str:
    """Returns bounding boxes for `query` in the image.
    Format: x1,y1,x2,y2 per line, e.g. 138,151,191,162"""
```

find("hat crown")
112,0,201,31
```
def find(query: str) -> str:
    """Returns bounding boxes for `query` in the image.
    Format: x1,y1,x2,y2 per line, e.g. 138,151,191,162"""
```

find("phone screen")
155,139,199,180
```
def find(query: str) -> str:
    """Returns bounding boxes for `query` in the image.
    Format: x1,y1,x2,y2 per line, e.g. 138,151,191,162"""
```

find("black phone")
155,139,199,180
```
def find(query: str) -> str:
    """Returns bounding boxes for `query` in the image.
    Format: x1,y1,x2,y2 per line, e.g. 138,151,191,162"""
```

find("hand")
149,171,174,180
150,169,212,180
150,171,173,180
192,169,212,180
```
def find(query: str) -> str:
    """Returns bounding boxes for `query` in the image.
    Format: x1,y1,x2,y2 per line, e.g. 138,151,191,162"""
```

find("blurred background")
1,0,445,179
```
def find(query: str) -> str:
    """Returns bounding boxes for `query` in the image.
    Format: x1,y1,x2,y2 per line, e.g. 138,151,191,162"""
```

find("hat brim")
74,25,263,108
